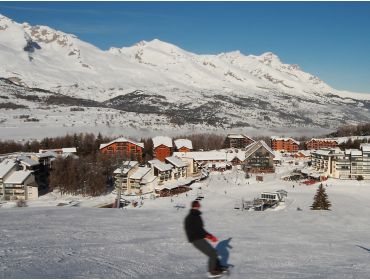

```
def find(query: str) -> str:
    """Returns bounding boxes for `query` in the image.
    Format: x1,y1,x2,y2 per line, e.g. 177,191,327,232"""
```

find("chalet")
2,170,37,201
293,150,311,159
165,156,188,180
306,138,340,150
99,137,144,162
173,150,240,172
242,140,275,173
173,151,227,169
174,139,193,152
226,150,246,166
148,159,174,185
271,137,299,153
154,178,193,197
171,155,199,177
113,161,139,194
17,155,40,172
152,136,173,162
127,166,156,195
0,159,18,200
223,134,255,149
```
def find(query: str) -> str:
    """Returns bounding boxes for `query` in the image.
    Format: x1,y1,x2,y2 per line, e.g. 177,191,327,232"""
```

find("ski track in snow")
1,169,370,278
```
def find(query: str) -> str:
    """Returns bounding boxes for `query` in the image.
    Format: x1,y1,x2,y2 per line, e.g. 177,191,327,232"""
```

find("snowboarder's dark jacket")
184,209,209,242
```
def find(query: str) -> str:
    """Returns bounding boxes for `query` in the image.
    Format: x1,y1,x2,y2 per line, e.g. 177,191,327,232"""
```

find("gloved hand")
205,234,218,243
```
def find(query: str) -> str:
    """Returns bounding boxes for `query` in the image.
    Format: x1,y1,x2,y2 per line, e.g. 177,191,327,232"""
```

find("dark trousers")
192,239,220,272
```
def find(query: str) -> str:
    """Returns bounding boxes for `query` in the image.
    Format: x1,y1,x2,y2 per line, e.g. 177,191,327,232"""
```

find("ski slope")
1,168,370,278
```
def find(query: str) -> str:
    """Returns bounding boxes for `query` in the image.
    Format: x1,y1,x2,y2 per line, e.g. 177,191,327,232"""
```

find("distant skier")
184,200,224,278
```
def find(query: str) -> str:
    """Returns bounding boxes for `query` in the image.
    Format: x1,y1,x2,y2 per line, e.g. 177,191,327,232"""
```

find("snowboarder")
184,200,225,278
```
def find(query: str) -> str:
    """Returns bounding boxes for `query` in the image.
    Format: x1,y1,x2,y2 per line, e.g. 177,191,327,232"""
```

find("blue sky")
1,1,370,93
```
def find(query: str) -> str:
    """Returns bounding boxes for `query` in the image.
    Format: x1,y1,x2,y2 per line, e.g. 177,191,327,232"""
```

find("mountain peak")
0,13,12,22
139,38,180,49
0,14,14,30
258,52,281,65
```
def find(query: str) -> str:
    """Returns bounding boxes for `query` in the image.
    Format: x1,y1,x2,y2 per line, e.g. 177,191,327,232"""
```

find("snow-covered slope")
1,170,370,278
1,13,370,138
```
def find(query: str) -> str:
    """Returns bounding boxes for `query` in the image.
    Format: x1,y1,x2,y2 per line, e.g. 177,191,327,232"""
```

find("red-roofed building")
174,139,193,152
271,137,299,153
153,136,173,162
99,137,144,161
306,138,339,150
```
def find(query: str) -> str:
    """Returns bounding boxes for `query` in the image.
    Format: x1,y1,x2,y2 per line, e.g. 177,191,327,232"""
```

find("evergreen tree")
311,183,332,210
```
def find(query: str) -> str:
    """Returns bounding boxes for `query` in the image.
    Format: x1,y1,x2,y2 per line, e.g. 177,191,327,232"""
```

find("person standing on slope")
184,200,222,277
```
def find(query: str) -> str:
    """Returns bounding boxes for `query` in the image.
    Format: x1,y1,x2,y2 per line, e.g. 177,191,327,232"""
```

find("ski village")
1,7,370,279
1,128,370,278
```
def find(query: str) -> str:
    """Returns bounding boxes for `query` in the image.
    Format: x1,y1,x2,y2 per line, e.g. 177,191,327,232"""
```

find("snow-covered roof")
173,151,227,161
271,136,300,145
308,138,340,143
245,140,274,159
0,159,17,178
152,136,173,148
17,156,39,167
226,134,255,141
99,137,144,150
141,174,157,184
154,178,192,191
361,144,370,152
312,149,332,156
295,150,311,157
36,151,58,158
174,139,193,150
350,150,362,157
59,153,79,160
113,161,139,174
4,170,32,184
165,156,188,168
149,159,173,172
273,151,283,160
226,151,246,162
130,167,151,180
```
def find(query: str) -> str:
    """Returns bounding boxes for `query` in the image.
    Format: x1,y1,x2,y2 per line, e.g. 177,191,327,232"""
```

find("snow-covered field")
1,165,370,278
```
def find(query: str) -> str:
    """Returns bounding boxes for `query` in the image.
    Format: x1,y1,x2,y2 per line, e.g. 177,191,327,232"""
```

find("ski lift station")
235,189,288,211
260,192,281,202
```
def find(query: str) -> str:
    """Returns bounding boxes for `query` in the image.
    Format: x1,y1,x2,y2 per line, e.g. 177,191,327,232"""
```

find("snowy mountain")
1,13,370,138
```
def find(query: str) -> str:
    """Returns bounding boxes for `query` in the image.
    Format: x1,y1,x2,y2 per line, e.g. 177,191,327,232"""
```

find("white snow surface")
152,136,173,148
1,14,370,140
3,170,32,184
1,13,369,101
174,139,193,150
1,163,370,278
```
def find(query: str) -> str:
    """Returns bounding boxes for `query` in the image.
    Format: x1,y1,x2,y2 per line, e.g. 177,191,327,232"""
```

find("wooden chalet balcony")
5,189,25,195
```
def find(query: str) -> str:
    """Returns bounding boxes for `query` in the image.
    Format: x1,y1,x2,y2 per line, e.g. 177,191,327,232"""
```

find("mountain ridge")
1,13,370,137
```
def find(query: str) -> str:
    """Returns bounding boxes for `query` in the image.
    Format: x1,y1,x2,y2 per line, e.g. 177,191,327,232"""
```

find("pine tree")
311,183,332,210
